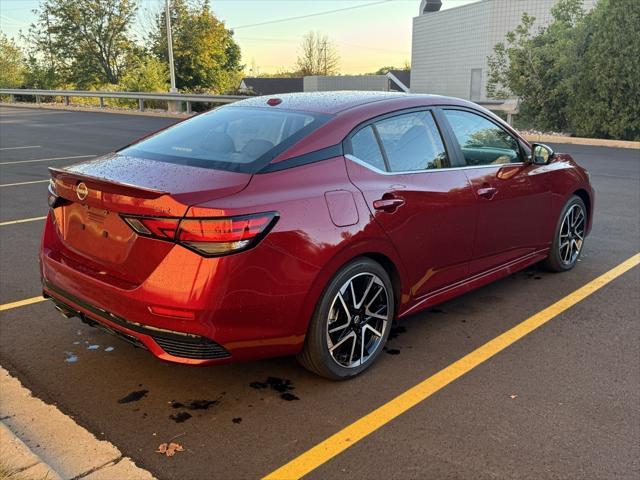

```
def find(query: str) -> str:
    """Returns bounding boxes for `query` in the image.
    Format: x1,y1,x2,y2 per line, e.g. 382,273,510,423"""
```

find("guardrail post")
99,97,104,108
9,94,15,103
64,96,70,106
138,98,145,111
507,113,513,126
36,95,41,105
186,101,192,114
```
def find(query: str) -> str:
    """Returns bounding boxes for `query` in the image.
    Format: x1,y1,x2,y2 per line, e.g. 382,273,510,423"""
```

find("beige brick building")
410,0,597,100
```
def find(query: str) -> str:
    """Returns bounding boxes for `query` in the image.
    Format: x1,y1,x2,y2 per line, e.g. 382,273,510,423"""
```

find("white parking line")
0,154,96,165
0,145,41,151
0,179,49,188
0,216,47,227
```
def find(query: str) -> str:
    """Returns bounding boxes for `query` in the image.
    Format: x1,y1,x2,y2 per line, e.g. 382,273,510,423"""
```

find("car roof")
231,91,467,115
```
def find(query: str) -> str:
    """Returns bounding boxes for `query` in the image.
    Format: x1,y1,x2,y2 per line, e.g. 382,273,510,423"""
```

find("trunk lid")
48,154,252,287
51,153,251,216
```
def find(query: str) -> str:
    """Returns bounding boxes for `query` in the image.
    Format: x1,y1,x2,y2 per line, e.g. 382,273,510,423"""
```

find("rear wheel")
297,258,394,380
544,195,587,272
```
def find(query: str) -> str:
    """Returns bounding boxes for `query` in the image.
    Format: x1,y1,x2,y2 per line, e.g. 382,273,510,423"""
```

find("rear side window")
350,126,386,171
121,106,330,173
443,109,521,166
374,111,447,172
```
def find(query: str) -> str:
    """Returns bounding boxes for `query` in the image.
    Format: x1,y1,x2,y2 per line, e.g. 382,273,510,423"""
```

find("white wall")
411,0,491,99
411,0,597,100
304,75,390,92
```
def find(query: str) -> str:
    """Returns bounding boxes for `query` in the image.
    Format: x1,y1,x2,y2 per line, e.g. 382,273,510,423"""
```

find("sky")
0,0,477,75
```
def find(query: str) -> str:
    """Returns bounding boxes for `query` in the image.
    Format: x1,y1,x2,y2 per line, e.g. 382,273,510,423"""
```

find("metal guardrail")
0,88,245,114
0,88,519,123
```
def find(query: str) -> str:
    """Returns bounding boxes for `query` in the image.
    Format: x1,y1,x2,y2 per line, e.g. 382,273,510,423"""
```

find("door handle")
476,186,497,199
373,198,404,212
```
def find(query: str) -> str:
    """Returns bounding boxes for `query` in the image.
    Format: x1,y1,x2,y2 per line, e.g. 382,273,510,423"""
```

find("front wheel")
544,195,587,272
297,258,394,380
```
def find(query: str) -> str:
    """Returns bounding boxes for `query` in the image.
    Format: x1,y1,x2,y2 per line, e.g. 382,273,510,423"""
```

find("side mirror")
531,143,554,165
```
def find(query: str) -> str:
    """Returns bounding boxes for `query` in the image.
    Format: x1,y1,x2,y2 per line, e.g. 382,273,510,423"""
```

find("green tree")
0,34,25,88
567,0,640,140
487,0,640,140
27,0,138,87
295,31,340,76
120,55,169,92
150,0,243,93
487,0,587,131
371,63,410,75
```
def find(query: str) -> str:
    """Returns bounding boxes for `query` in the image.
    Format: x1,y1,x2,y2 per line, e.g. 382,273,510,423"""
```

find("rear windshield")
121,106,330,173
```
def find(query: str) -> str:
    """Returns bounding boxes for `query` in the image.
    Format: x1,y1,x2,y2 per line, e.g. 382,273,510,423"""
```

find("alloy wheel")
559,203,585,265
326,272,390,368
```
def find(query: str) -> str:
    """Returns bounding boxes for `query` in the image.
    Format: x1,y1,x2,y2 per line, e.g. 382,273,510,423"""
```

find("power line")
231,0,393,30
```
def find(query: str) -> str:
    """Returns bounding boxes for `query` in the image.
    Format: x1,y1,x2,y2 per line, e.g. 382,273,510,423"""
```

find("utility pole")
165,0,177,93
322,39,327,75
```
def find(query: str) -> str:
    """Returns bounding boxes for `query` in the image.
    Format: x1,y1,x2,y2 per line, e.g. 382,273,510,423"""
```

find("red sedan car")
41,92,593,379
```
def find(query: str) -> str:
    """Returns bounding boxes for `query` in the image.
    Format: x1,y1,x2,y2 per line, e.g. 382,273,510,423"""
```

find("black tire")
297,257,395,380
543,195,587,272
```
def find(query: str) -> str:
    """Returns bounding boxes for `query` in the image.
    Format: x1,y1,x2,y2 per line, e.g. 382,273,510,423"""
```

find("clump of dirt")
388,325,406,340
117,390,148,404
250,377,300,401
169,412,192,423
170,399,218,410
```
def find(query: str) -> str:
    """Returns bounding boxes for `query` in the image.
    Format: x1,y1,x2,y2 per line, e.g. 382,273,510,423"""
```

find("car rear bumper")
43,281,232,364
40,212,315,365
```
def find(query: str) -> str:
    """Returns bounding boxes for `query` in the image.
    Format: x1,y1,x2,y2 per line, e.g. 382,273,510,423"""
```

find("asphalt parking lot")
0,105,638,480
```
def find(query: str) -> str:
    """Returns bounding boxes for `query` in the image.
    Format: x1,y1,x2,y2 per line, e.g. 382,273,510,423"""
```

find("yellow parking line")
0,296,47,312
263,253,640,480
0,179,49,187
0,216,47,226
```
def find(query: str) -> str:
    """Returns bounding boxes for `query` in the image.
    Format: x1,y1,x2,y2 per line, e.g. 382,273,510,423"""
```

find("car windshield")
121,106,330,173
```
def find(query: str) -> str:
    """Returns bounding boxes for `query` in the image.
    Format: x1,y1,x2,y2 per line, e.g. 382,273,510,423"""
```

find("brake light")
121,212,278,257
122,216,180,239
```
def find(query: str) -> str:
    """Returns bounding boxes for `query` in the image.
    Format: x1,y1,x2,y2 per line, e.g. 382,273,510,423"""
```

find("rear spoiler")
49,167,168,200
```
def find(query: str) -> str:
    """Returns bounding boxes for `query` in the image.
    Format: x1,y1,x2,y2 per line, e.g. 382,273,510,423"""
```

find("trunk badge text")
76,182,89,201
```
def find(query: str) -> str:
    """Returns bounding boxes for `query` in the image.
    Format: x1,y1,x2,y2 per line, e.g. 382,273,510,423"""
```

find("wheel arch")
295,238,409,342
572,187,593,233
359,252,402,318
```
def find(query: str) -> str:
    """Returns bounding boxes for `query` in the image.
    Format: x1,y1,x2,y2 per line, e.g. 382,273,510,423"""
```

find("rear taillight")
47,178,70,209
122,216,180,240
122,212,278,257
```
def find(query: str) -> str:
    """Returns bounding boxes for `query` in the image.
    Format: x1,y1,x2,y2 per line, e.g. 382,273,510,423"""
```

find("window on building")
470,68,482,101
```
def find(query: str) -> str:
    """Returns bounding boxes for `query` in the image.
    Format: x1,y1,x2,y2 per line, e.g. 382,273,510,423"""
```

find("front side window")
443,109,521,166
374,111,448,172
121,106,329,173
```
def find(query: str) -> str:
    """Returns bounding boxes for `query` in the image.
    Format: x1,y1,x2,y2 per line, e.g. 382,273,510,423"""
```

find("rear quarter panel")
187,156,409,356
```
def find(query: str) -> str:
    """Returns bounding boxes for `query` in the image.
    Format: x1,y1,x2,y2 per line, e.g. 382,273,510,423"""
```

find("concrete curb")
0,366,156,480
523,133,639,150
2,102,639,149
0,421,62,480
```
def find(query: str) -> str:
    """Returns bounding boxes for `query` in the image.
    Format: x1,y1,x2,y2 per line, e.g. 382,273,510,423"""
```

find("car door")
344,109,477,300
440,108,551,275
